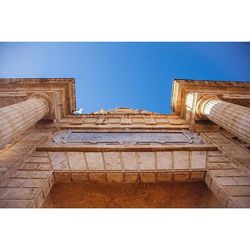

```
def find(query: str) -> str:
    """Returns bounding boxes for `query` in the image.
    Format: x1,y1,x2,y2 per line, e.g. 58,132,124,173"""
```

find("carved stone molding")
52,129,204,145
196,95,220,119
30,92,54,117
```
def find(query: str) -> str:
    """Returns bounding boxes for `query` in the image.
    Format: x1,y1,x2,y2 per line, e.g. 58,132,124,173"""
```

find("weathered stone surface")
190,171,205,181
26,157,50,164
197,96,250,143
49,152,69,171
104,152,122,171
71,172,88,182
122,152,137,171
191,151,207,170
124,173,138,183
1,78,250,207
138,152,155,171
156,152,172,170
11,170,52,179
67,152,87,171
157,172,173,182
85,152,104,171
140,172,156,183
0,97,49,148
216,177,238,186
53,172,71,183
173,172,189,182
173,151,189,170
0,187,38,200
106,173,123,183
88,173,106,183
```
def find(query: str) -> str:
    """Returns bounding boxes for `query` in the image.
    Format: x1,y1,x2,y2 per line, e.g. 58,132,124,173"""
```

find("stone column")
197,96,250,143
0,94,51,148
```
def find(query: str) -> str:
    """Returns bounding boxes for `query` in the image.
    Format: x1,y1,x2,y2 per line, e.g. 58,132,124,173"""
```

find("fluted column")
197,95,250,143
0,94,50,148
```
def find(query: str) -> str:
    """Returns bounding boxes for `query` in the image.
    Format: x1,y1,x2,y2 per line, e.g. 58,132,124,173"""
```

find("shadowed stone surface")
43,182,222,208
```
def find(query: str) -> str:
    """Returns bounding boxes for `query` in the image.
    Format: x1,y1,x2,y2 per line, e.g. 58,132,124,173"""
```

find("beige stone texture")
223,186,250,196
26,157,50,164
217,188,230,207
23,179,48,188
32,151,48,157
48,174,55,188
108,118,121,124
0,187,38,200
191,151,207,170
204,171,212,186
11,170,52,179
216,177,238,186
198,97,250,143
203,132,250,207
207,163,234,170
83,117,97,124
156,152,172,170
226,199,238,208
1,78,250,207
67,152,87,171
154,118,168,124
49,152,69,171
138,152,155,171
0,97,48,148
104,152,122,171
231,197,250,208
0,199,33,208
209,179,220,196
85,152,104,171
36,164,52,171
42,181,51,198
233,177,250,186
35,191,45,208
208,156,230,163
132,118,145,124
210,169,247,177
144,118,156,125
173,151,190,170
122,152,137,171
121,118,132,125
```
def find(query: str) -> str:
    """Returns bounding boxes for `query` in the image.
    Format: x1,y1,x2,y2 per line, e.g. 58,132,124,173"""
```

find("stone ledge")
36,144,217,152
52,170,205,184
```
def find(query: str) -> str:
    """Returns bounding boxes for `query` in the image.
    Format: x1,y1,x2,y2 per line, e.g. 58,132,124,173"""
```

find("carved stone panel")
53,130,204,145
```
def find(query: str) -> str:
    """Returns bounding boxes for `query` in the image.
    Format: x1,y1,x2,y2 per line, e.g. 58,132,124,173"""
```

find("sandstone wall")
201,132,250,208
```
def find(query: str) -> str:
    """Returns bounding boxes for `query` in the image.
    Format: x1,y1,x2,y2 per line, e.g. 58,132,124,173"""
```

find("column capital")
29,92,53,117
196,95,221,119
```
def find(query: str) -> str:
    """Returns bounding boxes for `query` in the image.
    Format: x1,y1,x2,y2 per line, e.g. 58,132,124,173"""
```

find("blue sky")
0,42,250,114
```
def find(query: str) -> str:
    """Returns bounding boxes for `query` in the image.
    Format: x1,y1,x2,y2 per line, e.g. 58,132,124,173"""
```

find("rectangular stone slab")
64,132,195,144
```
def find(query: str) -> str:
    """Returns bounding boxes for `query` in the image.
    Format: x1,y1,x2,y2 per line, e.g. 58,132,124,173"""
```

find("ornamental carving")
52,130,203,145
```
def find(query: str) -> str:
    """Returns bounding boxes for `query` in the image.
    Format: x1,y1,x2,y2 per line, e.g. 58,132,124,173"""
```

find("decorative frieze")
52,130,204,145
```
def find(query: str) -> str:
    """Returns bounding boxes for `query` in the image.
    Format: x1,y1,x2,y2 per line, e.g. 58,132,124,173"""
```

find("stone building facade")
0,78,250,208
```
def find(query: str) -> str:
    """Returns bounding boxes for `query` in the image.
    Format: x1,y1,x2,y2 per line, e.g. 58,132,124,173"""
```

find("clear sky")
0,42,250,114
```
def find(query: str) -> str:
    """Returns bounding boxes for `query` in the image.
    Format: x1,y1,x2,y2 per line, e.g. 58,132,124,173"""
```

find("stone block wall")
46,150,208,184
201,132,250,208
0,132,54,208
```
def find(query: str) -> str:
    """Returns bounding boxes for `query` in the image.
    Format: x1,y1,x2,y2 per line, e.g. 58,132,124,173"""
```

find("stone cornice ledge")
36,144,217,152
